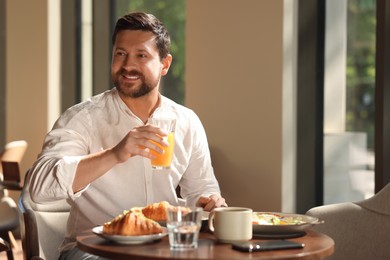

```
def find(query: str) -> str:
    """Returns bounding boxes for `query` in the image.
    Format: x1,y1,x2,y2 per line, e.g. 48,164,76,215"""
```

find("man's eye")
116,51,126,56
138,54,147,58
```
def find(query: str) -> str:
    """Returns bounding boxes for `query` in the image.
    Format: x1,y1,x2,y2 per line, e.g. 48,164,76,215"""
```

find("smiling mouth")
123,74,141,80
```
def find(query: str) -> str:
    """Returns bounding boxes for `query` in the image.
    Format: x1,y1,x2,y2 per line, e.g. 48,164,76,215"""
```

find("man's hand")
73,124,168,192
112,124,169,163
196,194,227,212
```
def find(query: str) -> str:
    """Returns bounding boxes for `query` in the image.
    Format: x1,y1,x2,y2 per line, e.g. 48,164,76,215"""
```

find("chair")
0,140,28,162
0,197,19,260
0,140,28,196
0,236,10,253
19,170,71,260
0,140,28,260
306,183,390,260
1,161,23,191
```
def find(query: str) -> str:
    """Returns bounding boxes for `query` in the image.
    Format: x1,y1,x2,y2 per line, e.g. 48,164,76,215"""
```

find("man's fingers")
197,195,227,212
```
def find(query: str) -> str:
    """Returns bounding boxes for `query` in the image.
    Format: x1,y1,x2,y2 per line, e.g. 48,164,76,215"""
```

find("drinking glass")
148,117,176,169
166,206,203,250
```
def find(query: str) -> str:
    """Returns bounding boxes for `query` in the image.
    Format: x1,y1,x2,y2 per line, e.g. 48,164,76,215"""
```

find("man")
28,12,226,259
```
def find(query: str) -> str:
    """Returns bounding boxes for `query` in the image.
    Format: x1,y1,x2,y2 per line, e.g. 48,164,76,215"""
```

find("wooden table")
77,230,334,259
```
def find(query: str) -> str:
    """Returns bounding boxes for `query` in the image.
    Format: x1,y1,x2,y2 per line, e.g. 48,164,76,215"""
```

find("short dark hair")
112,12,171,60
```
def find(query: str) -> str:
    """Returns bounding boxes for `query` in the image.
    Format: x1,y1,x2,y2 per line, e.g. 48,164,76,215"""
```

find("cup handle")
208,211,216,232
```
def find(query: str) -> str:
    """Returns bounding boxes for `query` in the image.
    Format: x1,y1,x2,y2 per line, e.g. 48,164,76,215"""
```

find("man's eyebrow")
113,47,126,51
113,46,152,54
135,48,150,52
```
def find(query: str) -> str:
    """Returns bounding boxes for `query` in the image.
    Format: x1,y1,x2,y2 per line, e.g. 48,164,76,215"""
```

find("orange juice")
150,132,175,169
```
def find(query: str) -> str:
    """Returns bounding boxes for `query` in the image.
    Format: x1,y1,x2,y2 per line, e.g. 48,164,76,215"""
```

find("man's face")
111,30,171,98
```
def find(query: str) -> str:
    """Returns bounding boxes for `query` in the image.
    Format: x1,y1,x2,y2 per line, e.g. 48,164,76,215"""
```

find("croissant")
103,210,163,236
141,201,192,222
141,201,171,221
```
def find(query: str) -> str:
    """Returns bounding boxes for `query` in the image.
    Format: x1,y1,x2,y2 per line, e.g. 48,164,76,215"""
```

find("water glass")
166,206,203,250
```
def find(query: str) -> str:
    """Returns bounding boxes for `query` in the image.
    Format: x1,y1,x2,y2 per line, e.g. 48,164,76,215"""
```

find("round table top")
77,229,334,260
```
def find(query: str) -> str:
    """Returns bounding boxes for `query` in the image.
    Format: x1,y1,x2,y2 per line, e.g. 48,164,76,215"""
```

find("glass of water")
166,206,203,250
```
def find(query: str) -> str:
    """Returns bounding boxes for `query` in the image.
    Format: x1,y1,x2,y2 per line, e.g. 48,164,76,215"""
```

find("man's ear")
161,54,172,76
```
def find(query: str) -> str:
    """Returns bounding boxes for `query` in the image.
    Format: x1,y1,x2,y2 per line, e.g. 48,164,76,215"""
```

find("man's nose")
123,56,136,70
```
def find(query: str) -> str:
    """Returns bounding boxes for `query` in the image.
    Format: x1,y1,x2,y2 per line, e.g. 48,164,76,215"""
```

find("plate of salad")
252,212,322,235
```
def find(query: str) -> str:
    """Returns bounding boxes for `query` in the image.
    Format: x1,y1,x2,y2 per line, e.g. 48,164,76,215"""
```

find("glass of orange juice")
149,117,176,170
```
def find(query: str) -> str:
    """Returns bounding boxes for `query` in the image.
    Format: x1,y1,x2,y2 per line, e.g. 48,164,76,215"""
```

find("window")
323,0,376,204
296,0,385,212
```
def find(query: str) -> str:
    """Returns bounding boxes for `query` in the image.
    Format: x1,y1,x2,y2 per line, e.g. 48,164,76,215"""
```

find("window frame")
374,0,390,192
296,0,326,213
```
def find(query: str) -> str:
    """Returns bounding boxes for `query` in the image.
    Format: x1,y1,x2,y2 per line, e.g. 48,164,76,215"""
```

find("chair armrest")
1,181,23,190
0,237,10,252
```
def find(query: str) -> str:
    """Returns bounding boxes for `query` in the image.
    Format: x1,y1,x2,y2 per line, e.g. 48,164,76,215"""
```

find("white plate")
92,226,168,245
252,212,321,235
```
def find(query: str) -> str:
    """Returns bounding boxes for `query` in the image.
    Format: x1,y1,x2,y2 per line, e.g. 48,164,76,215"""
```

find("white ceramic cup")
208,207,253,242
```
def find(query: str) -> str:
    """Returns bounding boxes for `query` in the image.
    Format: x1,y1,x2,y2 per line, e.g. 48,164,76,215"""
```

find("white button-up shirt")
28,88,221,251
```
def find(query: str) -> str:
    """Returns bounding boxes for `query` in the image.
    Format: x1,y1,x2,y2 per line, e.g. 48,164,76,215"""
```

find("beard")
113,69,159,98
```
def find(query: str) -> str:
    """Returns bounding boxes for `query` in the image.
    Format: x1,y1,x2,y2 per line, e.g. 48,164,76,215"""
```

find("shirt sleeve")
29,111,91,204
178,111,222,206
